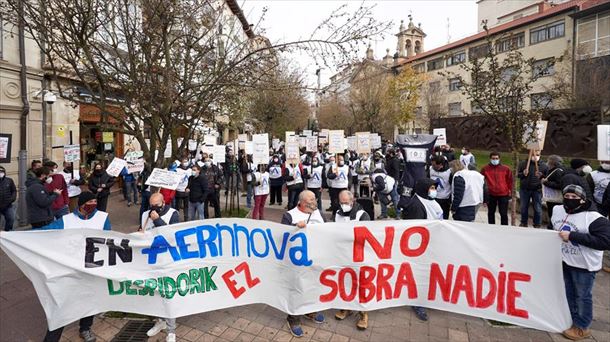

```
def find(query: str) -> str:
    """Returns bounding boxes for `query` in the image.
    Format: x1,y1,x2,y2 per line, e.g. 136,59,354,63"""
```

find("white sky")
241,0,478,90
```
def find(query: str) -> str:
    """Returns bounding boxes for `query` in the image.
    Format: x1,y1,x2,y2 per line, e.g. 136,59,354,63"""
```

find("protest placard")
405,148,428,163
370,133,382,149
126,159,145,174
356,132,371,154
272,138,280,151
523,121,548,150
63,144,80,162
306,136,318,152
164,138,172,158
238,134,248,150
433,128,447,146
597,125,610,161
144,168,183,190
201,144,215,156
213,145,226,163
302,129,313,137
285,131,295,143
175,168,192,192
105,157,127,177
252,134,270,164
245,141,254,155
0,218,571,333
319,129,329,144
328,130,345,153
298,136,307,148
285,141,300,165
188,139,198,151
124,150,144,162
346,136,357,151
204,135,217,146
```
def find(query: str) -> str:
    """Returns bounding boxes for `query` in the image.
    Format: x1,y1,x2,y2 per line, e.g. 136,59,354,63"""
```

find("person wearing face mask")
201,155,223,218
60,161,85,212
267,155,285,206
37,191,110,342
371,168,400,219
252,164,270,220
0,166,17,231
542,155,567,222
140,193,179,342
173,158,192,220
280,190,325,337
428,155,452,219
585,160,610,216
356,153,374,197
303,157,324,210
88,162,115,211
517,150,548,227
240,155,256,209
450,160,486,222
326,155,350,217
559,159,595,210
548,185,610,341
187,165,208,220
284,160,304,210
480,152,513,225
26,167,62,228
43,161,70,219
459,147,476,170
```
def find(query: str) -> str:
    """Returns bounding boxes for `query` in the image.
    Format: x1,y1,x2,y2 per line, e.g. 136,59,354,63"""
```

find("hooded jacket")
0,175,16,209
402,178,442,220
26,178,58,224
480,162,513,197
88,170,116,198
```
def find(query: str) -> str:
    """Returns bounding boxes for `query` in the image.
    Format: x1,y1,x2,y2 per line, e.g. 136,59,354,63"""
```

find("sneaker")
335,310,351,320
166,332,176,342
79,330,96,342
127,202,132,207
356,312,368,330
533,224,541,228
147,320,167,337
304,312,325,323
412,307,428,321
325,207,333,212
286,317,303,337
562,326,591,340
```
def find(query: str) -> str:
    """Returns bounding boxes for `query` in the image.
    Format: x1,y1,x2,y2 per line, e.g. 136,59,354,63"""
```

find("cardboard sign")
306,136,318,152
63,145,80,163
298,136,307,148
213,145,226,163
523,121,548,150
175,168,192,192
126,159,145,174
302,130,313,137
245,141,254,155
597,125,610,161
346,136,357,151
272,138,280,151
319,129,329,144
145,168,183,190
201,144,215,156
102,132,114,143
124,151,144,162
356,132,371,154
285,131,296,143
328,130,345,154
252,134,270,164
106,157,127,177
433,128,447,147
188,140,198,151
370,134,382,149
285,141,300,165
405,148,428,163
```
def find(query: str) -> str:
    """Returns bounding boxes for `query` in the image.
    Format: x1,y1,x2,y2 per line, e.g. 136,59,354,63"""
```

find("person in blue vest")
40,191,111,342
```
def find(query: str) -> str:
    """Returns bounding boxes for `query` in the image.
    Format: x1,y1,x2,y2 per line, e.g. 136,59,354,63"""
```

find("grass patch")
471,150,599,171
221,207,250,218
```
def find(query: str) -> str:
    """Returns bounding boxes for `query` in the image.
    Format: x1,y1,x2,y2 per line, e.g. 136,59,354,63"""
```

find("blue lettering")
268,229,289,259
234,224,251,257
250,228,269,257
175,228,199,260
216,224,236,256
142,235,181,264
289,232,312,266
196,225,219,258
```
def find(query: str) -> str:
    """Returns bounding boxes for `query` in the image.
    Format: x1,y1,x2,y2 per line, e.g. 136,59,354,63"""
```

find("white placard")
175,168,192,192
433,128,447,147
204,135,217,146
306,136,318,152
523,121,548,150
252,134,270,164
285,131,295,143
328,130,345,154
272,138,280,151
405,148,428,163
213,145,226,163
105,157,127,177
188,140,198,151
164,138,172,158
285,141,300,165
356,132,371,154
0,136,8,159
346,136,357,151
302,130,313,137
319,129,329,144
298,136,307,148
370,134,382,149
126,160,145,174
145,168,183,190
201,144,215,156
63,144,80,163
124,151,144,162
597,125,610,161
245,141,254,155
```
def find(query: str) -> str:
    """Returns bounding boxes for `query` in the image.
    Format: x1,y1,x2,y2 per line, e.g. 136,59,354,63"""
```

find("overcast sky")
241,0,478,89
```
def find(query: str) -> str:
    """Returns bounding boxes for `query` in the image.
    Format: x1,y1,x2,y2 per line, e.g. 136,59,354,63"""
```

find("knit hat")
570,159,589,170
78,191,97,206
562,184,586,199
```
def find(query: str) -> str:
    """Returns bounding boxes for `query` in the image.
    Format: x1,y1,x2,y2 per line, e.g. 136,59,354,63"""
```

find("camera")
43,92,57,104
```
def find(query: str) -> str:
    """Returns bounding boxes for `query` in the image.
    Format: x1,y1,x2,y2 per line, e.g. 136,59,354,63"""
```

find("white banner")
252,134,270,164
63,144,80,163
106,158,127,177
0,219,571,332
306,136,318,152
433,128,447,147
145,168,183,190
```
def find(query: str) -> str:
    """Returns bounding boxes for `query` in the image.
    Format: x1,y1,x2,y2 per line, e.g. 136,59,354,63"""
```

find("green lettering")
107,279,124,295
189,268,202,294
158,277,165,298
202,266,217,291
144,279,157,296
177,273,190,297
163,276,177,299
133,280,144,295
125,280,137,295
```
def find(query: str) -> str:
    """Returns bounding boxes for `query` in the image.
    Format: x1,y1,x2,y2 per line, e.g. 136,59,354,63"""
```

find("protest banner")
306,136,318,152
252,134,270,164
245,141,254,155
370,133,382,149
63,144,80,163
356,132,371,154
523,121,548,150
597,125,610,161
213,145,226,164
144,168,183,190
346,136,357,151
175,168,192,192
0,219,571,332
285,141,300,165
105,157,127,177
433,128,447,147
328,130,345,153
126,159,145,174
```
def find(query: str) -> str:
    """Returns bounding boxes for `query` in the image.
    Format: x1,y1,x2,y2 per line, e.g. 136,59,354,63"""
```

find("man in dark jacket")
542,155,566,221
88,163,115,211
174,157,191,220
43,161,69,219
517,150,548,227
560,159,595,210
201,155,223,218
26,167,62,228
385,149,401,182
187,164,208,220
480,152,513,225
26,159,42,182
0,166,17,231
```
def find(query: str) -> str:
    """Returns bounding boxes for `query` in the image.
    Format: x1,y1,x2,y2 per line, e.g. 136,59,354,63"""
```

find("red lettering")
393,263,418,299
221,270,245,299
497,270,506,314
506,272,531,318
319,269,337,302
428,263,454,301
376,263,394,301
475,268,497,308
339,268,358,301
235,262,261,289
353,226,394,262
399,226,430,257
450,265,475,307
359,266,376,303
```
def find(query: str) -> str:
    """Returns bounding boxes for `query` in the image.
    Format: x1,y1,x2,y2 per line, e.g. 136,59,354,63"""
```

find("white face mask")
601,163,610,171
0,172,5,178
532,156,540,162
582,165,593,174
340,204,352,212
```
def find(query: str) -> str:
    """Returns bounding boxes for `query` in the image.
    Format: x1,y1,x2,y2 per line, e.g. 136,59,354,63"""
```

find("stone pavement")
1,192,609,342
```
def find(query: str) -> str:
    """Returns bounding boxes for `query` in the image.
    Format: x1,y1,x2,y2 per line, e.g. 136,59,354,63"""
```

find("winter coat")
480,163,513,197
0,176,17,209
517,160,548,191
88,170,116,198
188,174,209,203
44,173,69,211
26,178,58,224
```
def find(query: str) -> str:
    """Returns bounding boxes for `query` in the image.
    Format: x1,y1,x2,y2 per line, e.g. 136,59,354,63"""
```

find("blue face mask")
428,190,438,199
491,159,500,166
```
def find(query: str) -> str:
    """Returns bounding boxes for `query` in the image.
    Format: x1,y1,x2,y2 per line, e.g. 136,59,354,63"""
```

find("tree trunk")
511,149,519,226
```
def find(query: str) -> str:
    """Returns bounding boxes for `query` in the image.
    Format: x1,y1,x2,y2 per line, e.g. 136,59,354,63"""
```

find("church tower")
396,15,426,58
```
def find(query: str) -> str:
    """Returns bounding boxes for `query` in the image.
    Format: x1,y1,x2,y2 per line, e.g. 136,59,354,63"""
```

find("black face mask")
563,198,583,213
150,205,163,213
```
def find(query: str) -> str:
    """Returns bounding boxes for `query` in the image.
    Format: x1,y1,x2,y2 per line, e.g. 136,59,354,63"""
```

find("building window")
429,81,441,92
577,11,610,59
427,57,444,71
413,63,425,73
531,93,553,110
449,78,462,91
501,67,517,82
496,32,525,52
532,58,555,77
448,102,462,116
446,51,466,66
469,43,492,60
530,20,565,44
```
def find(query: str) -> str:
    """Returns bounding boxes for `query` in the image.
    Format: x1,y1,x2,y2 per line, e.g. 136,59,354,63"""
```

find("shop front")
79,103,124,169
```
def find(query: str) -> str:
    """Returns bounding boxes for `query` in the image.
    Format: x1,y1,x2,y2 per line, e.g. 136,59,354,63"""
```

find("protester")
280,190,325,337
252,164,270,220
480,152,513,225
60,161,84,212
385,148,401,182
187,164,208,220
450,160,485,222
141,193,178,342
549,185,610,341
120,166,139,207
373,151,385,171
201,155,223,218
333,190,370,329
303,156,323,210
26,167,62,228
561,159,594,203
268,155,284,206
326,155,350,215
88,163,115,211
429,155,452,219
39,191,109,342
459,147,476,169
43,161,70,219
542,155,566,221
355,153,373,197
371,168,400,219
441,144,456,162
517,150,548,227
173,157,192,220
241,155,256,209
27,159,42,182
284,161,304,210
586,160,610,215
0,166,17,231
347,150,359,197
139,164,152,219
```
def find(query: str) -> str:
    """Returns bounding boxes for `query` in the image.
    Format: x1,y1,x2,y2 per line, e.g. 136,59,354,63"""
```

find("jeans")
204,190,221,218
269,185,283,205
453,206,476,222
174,195,189,221
435,198,451,220
351,176,359,196
123,180,138,204
252,194,268,220
380,186,401,217
246,183,253,208
563,263,596,329
520,188,542,226
288,186,303,210
488,195,510,225
53,205,70,220
140,190,151,219
0,205,15,231
188,201,205,220
44,316,94,342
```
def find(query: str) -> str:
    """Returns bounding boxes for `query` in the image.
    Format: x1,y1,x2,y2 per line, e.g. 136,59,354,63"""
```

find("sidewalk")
1,193,608,342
